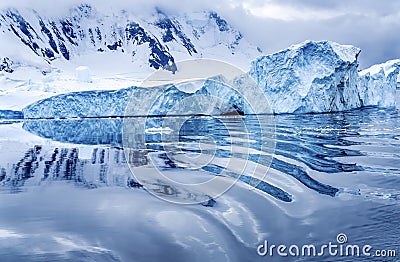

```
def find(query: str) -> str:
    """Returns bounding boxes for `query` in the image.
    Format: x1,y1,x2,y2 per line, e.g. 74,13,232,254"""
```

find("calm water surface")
0,107,399,261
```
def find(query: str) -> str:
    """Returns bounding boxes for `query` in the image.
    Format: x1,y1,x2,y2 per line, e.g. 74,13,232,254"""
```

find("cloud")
213,0,400,68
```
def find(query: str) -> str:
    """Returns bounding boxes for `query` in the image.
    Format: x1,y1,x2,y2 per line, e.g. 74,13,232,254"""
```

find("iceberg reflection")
14,113,368,202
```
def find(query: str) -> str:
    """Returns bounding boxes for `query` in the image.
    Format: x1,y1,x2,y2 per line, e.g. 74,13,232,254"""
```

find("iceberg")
23,88,135,119
23,40,400,118
21,83,230,119
249,40,399,114
23,75,270,118
0,110,23,119
357,59,400,108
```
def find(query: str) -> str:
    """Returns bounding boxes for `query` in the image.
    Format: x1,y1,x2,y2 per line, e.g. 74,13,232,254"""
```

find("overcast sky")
1,0,399,68
215,0,400,69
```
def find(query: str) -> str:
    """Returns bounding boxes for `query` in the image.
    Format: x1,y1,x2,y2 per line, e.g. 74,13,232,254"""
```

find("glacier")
22,41,400,117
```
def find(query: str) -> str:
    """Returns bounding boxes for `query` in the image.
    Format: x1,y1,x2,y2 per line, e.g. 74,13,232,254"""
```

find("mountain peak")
0,4,260,74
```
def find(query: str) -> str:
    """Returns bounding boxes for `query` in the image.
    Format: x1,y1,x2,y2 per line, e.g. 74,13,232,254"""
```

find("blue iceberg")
249,40,399,113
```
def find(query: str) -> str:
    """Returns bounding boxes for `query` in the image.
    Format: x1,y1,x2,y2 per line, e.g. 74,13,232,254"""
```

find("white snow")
0,67,144,110
75,66,92,83
359,59,400,77
175,80,206,93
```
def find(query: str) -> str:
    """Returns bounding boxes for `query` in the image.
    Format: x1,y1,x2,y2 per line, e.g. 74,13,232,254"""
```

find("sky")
1,0,399,68
217,0,400,69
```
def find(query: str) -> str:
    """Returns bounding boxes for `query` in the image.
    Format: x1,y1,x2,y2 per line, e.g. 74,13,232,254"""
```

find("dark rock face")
0,5,245,73
0,6,177,71
0,57,14,73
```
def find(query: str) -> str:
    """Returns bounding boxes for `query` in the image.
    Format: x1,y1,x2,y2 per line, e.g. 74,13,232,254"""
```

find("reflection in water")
9,109,395,203
0,145,137,192
23,118,124,147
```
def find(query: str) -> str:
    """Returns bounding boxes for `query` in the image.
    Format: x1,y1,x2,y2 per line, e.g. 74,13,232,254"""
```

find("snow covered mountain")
0,4,261,74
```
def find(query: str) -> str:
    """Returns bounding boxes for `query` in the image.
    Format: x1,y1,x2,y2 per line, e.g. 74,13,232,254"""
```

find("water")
0,107,399,261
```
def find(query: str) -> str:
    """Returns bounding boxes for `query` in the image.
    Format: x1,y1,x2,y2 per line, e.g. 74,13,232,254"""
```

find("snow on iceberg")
249,40,399,113
357,59,400,108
